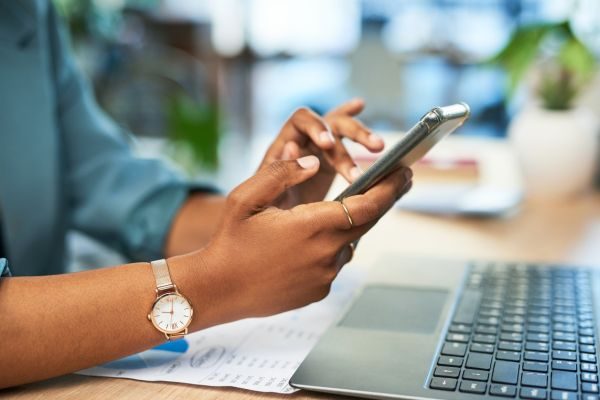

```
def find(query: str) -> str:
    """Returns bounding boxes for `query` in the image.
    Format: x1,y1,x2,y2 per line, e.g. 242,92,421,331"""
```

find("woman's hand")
259,99,384,208
194,155,412,321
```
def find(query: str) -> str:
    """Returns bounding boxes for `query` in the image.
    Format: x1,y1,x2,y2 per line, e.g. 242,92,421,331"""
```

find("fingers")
227,156,320,217
327,98,365,117
298,167,413,231
342,167,413,226
327,140,363,183
328,116,385,153
284,107,335,150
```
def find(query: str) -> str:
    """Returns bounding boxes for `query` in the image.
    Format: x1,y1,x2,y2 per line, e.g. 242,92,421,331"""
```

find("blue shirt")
0,1,211,276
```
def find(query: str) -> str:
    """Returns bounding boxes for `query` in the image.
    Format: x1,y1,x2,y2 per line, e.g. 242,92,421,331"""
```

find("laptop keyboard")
429,263,599,399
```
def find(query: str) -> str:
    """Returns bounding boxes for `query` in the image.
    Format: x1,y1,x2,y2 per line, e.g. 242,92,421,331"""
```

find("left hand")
259,98,384,208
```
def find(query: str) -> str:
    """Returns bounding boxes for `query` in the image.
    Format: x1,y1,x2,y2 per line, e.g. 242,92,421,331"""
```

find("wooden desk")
4,141,600,400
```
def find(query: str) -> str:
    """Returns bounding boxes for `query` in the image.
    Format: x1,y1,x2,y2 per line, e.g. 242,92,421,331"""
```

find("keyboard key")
551,371,577,391
448,324,471,333
459,380,486,394
453,290,482,325
505,307,526,316
580,336,595,345
554,332,576,342
529,307,550,316
527,342,550,352
529,324,550,334
500,332,523,342
526,352,549,362
553,341,577,351
430,377,457,391
502,323,524,333
520,387,547,399
466,353,493,370
489,384,517,397
552,360,577,371
504,315,525,324
492,360,519,384
499,341,522,352
524,362,548,373
581,363,598,373
471,343,495,353
481,308,502,317
497,351,521,362
553,324,576,333
476,325,498,335
580,321,594,329
553,351,576,361
530,316,551,324
522,372,548,388
582,353,597,363
447,333,469,343
581,345,596,354
582,394,600,400
442,342,467,357
473,334,496,344
582,373,598,383
582,383,599,393
480,317,501,326
551,391,578,400
438,355,463,367
434,366,460,378
463,369,489,381
528,333,550,342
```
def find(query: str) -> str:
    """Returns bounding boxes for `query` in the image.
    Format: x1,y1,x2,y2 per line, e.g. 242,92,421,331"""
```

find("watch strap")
150,259,174,292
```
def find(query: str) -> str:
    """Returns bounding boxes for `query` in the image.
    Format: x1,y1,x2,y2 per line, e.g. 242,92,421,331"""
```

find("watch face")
150,293,193,334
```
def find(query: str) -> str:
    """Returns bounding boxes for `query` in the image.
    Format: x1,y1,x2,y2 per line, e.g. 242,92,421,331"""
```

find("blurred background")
54,0,600,196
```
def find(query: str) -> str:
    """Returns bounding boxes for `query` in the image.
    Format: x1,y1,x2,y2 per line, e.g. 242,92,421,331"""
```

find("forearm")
0,250,231,389
164,193,226,257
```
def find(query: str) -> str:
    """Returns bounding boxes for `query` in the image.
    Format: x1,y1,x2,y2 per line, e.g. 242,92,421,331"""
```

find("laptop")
290,256,599,400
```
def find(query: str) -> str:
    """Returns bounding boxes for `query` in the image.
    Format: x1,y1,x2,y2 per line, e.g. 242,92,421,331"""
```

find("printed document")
78,268,364,393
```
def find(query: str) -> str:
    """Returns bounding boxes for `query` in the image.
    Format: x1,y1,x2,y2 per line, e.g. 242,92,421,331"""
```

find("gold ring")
339,198,354,229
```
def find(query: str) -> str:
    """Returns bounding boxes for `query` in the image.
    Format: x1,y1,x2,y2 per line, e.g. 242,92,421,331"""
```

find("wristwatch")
147,259,193,340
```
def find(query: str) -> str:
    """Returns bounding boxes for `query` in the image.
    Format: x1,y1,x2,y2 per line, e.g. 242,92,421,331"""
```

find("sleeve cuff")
0,258,11,278
123,182,221,262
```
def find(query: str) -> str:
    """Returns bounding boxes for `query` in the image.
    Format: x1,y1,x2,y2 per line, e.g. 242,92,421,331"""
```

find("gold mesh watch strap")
150,259,174,292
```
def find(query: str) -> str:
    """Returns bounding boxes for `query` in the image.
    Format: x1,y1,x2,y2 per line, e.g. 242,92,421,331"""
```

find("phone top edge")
434,102,471,121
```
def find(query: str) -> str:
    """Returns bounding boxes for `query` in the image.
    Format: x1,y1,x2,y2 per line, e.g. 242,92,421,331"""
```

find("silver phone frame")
334,102,470,201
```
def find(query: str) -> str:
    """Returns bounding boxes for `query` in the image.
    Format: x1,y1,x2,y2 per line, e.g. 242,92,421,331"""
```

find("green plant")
492,21,596,110
167,95,220,172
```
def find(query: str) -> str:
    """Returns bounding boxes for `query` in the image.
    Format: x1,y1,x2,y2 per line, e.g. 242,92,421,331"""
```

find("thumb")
227,156,320,216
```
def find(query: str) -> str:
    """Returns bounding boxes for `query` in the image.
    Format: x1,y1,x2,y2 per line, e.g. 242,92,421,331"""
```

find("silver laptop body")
290,256,600,399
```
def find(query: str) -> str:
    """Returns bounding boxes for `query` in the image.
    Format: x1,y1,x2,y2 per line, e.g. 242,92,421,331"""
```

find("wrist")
166,247,243,332
165,194,226,257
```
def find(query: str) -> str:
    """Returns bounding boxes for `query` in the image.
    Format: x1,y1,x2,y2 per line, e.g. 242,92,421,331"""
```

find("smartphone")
335,102,470,201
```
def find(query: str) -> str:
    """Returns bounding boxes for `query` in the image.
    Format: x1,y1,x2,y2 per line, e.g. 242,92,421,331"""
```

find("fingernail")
369,134,384,145
349,166,362,181
319,130,335,144
403,168,413,180
297,155,319,169
281,146,291,161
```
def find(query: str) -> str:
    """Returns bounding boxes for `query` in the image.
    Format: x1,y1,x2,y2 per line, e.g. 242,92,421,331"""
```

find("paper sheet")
78,268,364,393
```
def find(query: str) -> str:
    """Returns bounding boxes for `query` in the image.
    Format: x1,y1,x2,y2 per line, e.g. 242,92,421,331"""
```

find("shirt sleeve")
0,258,10,278
46,5,218,262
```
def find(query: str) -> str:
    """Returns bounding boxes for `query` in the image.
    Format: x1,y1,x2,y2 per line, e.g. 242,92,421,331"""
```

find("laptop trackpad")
338,286,448,334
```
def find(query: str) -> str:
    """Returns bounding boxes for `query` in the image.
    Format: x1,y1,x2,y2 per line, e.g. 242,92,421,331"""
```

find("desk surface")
4,140,600,400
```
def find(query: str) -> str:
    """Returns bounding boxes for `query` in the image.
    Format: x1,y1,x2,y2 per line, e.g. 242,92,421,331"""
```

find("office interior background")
54,0,600,194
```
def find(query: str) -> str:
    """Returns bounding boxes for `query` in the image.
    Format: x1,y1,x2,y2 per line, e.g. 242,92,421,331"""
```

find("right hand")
197,156,412,320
